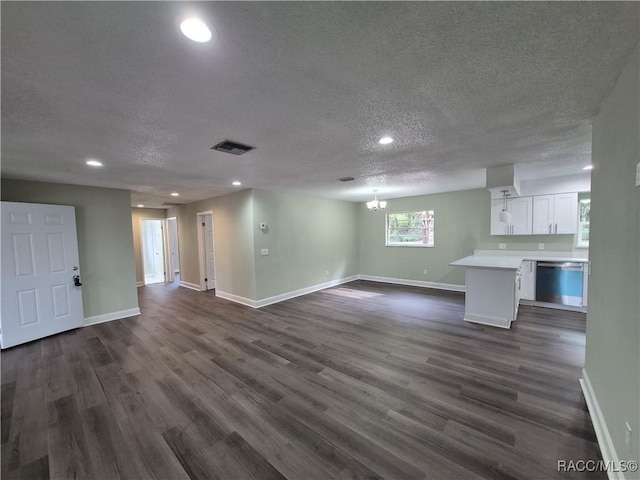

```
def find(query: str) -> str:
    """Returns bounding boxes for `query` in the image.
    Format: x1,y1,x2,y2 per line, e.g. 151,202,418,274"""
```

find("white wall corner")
84,307,141,327
180,281,202,291
580,369,626,480
215,290,258,308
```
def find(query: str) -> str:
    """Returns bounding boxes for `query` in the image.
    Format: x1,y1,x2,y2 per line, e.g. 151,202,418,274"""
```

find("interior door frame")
196,210,216,292
139,217,169,286
166,216,180,283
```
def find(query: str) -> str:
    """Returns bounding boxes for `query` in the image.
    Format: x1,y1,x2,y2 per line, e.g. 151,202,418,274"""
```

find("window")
577,199,590,247
386,210,434,247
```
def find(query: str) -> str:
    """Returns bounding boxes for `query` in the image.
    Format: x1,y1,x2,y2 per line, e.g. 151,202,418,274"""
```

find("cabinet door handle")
549,223,552,234
554,223,558,234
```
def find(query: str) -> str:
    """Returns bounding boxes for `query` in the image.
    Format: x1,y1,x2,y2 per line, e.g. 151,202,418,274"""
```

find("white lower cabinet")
464,267,519,329
519,260,536,300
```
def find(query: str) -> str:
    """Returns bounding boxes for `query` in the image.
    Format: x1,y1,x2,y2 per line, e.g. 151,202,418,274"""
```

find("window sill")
385,244,435,248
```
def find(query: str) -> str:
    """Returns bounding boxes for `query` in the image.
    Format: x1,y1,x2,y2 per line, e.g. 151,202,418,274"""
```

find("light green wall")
586,44,639,463
1,179,139,318
169,189,359,302
131,208,167,284
168,189,256,299
252,190,359,300
358,188,583,286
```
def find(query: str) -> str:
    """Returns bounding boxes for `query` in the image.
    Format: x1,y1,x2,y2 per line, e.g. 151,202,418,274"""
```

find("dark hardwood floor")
1,280,603,479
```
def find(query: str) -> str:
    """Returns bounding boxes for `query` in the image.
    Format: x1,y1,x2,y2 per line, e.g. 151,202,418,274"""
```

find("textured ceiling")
2,2,638,207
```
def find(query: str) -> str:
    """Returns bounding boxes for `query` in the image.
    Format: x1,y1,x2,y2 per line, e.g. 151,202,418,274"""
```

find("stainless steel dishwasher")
535,262,584,306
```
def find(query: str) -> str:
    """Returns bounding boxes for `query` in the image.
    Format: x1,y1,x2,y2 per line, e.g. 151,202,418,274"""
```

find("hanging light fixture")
367,190,387,211
498,190,512,223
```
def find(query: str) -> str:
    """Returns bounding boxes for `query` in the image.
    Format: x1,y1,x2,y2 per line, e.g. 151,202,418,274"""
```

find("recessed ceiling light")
171,192,180,197
378,136,394,145
232,181,242,186
86,159,103,167
180,18,213,43
583,165,594,171
136,204,145,208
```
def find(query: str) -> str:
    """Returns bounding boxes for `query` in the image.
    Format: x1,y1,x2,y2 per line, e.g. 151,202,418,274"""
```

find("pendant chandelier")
498,190,512,223
367,190,387,211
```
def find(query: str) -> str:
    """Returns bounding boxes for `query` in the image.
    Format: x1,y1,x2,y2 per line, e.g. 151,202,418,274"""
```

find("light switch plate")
261,248,269,256
636,162,640,187
538,243,545,250
498,243,506,250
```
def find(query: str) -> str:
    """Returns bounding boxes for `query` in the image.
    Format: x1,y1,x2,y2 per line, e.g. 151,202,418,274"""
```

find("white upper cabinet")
532,195,555,234
491,197,533,235
510,197,533,235
553,193,579,234
532,193,578,234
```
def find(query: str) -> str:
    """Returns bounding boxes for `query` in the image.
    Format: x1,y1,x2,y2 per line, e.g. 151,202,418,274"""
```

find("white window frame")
385,210,435,247
576,198,590,248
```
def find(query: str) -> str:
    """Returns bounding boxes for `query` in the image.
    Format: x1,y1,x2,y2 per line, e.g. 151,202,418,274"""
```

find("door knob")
73,275,82,287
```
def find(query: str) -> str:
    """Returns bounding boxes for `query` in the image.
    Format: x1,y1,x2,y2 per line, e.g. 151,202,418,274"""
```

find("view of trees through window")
386,210,435,247
577,199,590,247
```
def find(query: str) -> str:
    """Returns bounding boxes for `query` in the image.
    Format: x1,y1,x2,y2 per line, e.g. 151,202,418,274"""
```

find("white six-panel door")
1,202,84,348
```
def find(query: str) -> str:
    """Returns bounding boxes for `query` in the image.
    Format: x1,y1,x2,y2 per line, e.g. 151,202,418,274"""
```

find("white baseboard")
464,313,511,329
215,290,257,308
255,275,359,308
180,281,202,291
207,275,462,309
136,281,144,288
580,369,625,480
357,274,465,293
216,275,360,309
84,307,141,327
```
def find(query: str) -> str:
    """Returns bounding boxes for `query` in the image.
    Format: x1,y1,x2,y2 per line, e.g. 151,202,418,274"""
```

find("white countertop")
450,251,589,270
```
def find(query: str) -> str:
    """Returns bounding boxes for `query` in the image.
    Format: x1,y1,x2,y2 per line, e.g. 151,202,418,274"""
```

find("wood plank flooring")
1,280,603,479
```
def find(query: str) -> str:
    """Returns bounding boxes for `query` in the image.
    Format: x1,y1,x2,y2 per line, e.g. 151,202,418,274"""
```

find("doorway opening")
197,211,216,292
141,219,165,285
166,217,180,285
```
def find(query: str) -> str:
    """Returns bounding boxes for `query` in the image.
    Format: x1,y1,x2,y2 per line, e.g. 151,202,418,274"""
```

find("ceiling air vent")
210,140,255,156
338,176,355,182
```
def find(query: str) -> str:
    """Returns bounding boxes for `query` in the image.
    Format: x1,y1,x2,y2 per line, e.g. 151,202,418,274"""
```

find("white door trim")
196,210,216,292
166,216,180,282
163,218,174,284
139,217,167,285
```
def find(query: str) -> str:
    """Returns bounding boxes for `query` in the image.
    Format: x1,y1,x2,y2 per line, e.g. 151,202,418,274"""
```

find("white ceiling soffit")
1,2,638,207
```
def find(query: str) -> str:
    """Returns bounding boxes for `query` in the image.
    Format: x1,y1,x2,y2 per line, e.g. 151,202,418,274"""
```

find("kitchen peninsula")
450,251,589,329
